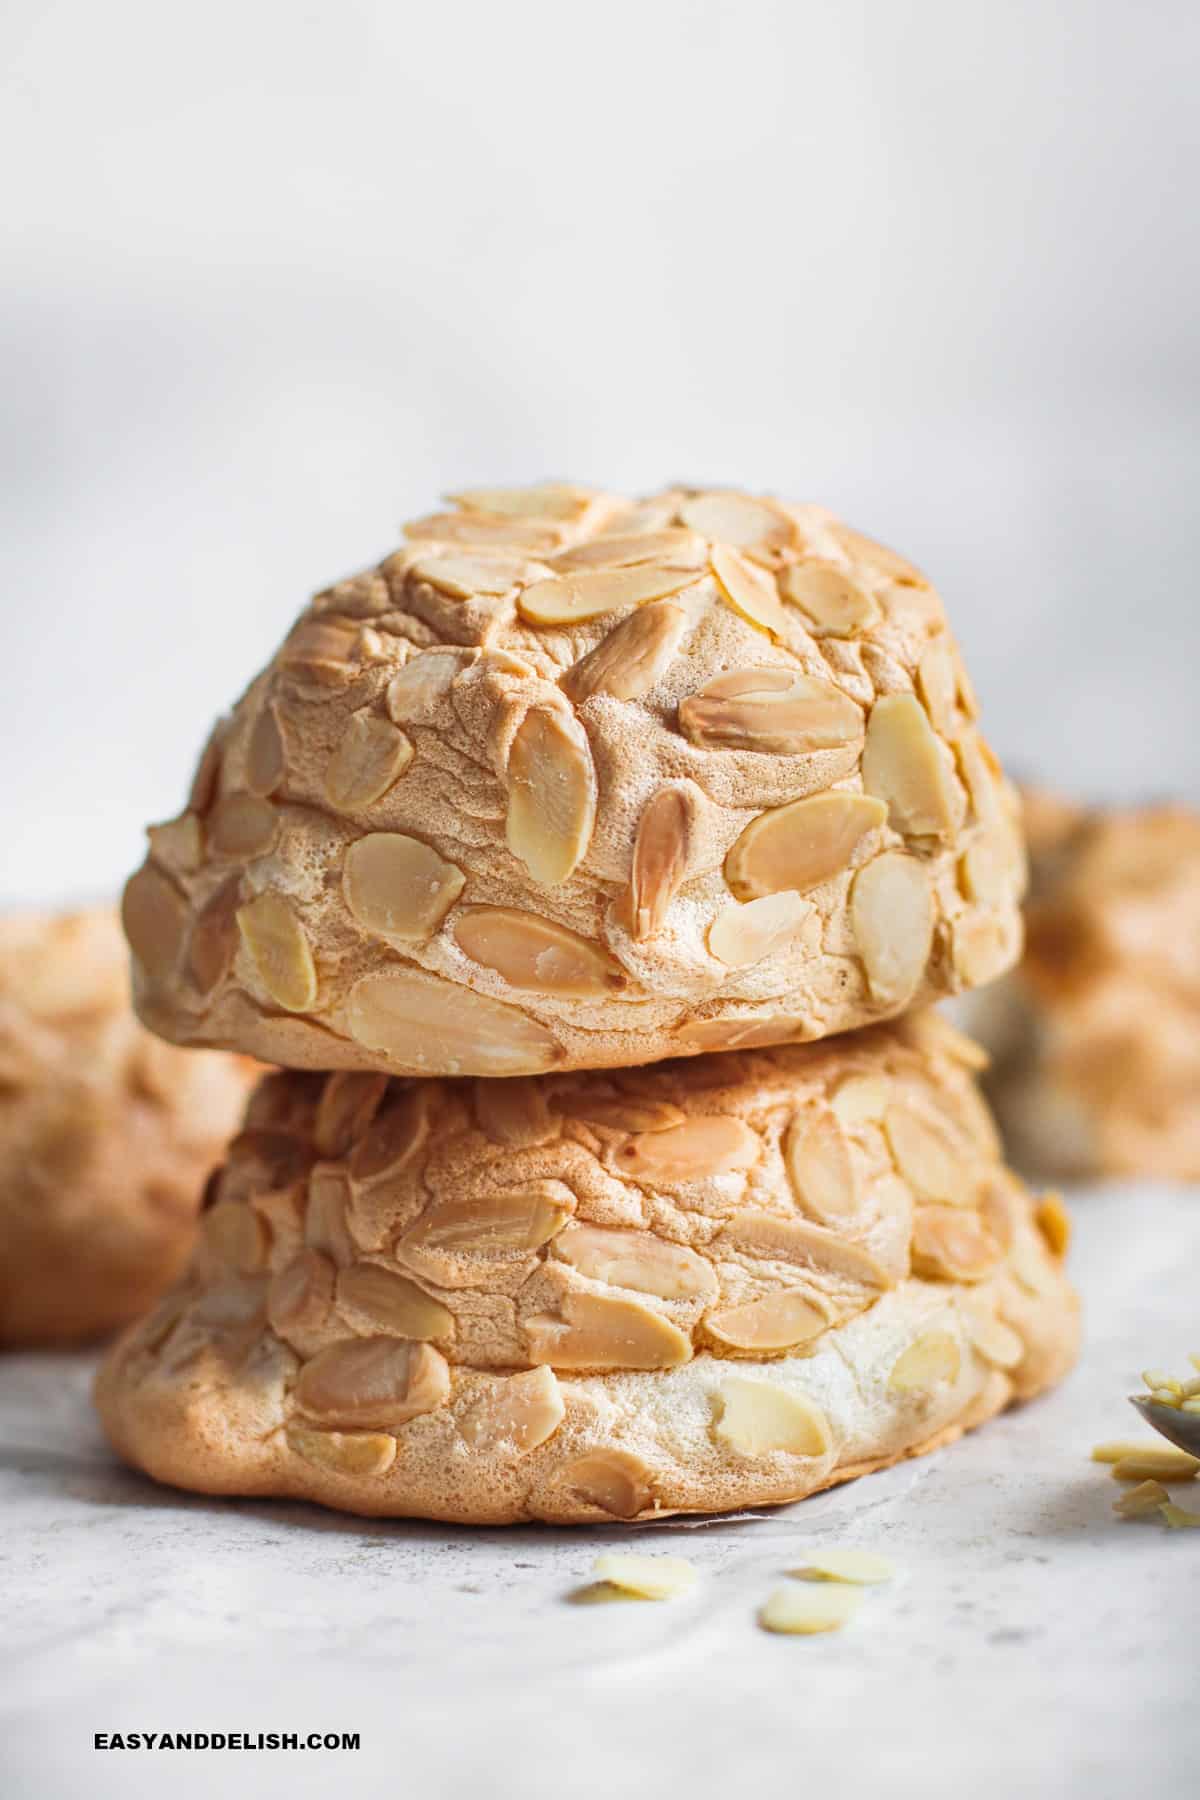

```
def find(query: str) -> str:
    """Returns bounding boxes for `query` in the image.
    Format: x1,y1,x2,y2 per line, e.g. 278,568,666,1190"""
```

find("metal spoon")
1129,1395,1200,1459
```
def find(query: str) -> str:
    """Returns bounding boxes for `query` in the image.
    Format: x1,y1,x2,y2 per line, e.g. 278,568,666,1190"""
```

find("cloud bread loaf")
122,482,1026,1077
0,909,259,1346
972,793,1200,1180
95,1013,1078,1523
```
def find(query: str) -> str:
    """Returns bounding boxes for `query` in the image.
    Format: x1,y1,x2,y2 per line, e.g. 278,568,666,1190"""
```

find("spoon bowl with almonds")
1130,1359,1200,1459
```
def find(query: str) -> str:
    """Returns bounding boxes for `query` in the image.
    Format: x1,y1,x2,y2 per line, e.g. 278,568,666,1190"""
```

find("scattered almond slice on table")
588,1553,698,1600
794,1549,896,1585
759,1582,864,1635
1112,1480,1170,1519
1159,1503,1200,1529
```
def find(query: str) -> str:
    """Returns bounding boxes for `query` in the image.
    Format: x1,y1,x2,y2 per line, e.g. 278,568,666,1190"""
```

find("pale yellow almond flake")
759,1582,864,1635
796,1549,895,1585
236,891,318,1012
710,544,790,636
714,1379,832,1457
517,563,697,626
591,1554,698,1600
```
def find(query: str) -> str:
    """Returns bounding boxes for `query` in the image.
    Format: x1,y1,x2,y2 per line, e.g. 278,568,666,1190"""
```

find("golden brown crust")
95,1015,1078,1522
0,909,259,1346
974,795,1200,1179
122,484,1025,1077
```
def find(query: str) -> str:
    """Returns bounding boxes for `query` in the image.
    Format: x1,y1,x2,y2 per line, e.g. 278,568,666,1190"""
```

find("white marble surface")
2,1184,1197,1800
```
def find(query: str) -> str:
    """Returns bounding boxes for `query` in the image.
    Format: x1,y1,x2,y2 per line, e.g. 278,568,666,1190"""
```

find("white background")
2,0,1198,904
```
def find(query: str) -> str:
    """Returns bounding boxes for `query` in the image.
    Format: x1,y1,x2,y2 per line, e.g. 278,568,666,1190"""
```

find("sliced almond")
829,1073,891,1125
679,665,862,754
410,552,526,598
473,1078,562,1148
674,1015,809,1054
951,912,1013,987
452,907,624,996
385,649,474,723
517,563,697,626
916,637,959,735
628,782,700,941
236,892,318,1011
1034,1193,1072,1258
714,1379,832,1457
525,1290,692,1370
146,811,205,873
207,792,278,860
349,1086,432,1183
911,1210,1001,1282
295,1337,450,1428
958,834,1017,908
305,1168,357,1267
337,1263,454,1340
122,864,188,981
679,492,794,557
616,1116,761,1183
458,1367,565,1453
551,529,705,573
343,832,465,942
187,875,242,995
779,561,880,636
1113,1479,1171,1519
268,1249,336,1342
505,705,596,886
784,1108,859,1225
828,521,927,586
851,853,935,1006
953,730,1005,827
561,1449,655,1518
286,1425,396,1477
402,1182,573,1254
862,693,965,839
346,970,560,1076
314,1071,389,1159
570,1096,687,1134
707,891,815,967
449,482,595,521
404,512,563,553
798,1549,895,1585
887,1330,962,1393
591,1554,698,1600
884,1104,971,1203
325,715,413,810
554,1222,717,1300
966,1309,1024,1371
718,1213,890,1289
202,1199,269,1274
710,544,790,635
759,1582,863,1634
725,792,886,901
703,1289,830,1353
245,706,286,798
560,601,687,703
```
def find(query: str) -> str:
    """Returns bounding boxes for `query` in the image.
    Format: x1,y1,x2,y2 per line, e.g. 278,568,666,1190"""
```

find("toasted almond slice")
146,811,205,873
951,912,1013,987
616,1116,761,1183
346,970,560,1076
286,1425,396,1477
560,601,687,703
703,1289,831,1353
779,560,880,636
188,876,243,995
337,1263,454,1342
679,666,863,754
708,891,815,967
403,511,563,552
202,1200,269,1274
725,792,886,901
554,1222,717,1300
1035,1193,1072,1258
410,552,527,598
966,1310,1024,1370
784,1108,859,1225
828,521,927,586
884,1104,970,1203
797,1550,895,1585
718,1213,891,1289
629,782,699,941
710,544,790,635
916,637,959,735
246,705,286,797
452,907,624,996
518,563,697,626
910,1210,1001,1283
959,833,1020,908
313,1071,388,1159
473,1077,562,1148
348,1087,432,1184
862,693,965,839
385,648,475,723
674,1015,808,1054
525,1290,692,1370
551,529,705,573
759,1582,863,1634
449,482,596,521
295,1337,450,1429
900,1010,990,1071
562,1449,655,1518
887,1330,962,1393
1110,1449,1199,1482
505,705,596,886
343,832,465,942
570,1096,687,1134
851,853,935,1006
1113,1479,1170,1519
325,715,413,810
122,864,188,981
714,1379,832,1457
679,492,794,556
591,1554,698,1600
236,892,318,1011
268,1249,336,1342
208,792,278,859
402,1182,573,1254
829,1073,891,1125
458,1367,565,1453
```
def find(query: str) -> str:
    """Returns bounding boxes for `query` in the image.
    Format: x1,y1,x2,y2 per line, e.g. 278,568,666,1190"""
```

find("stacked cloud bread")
96,481,1080,1523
